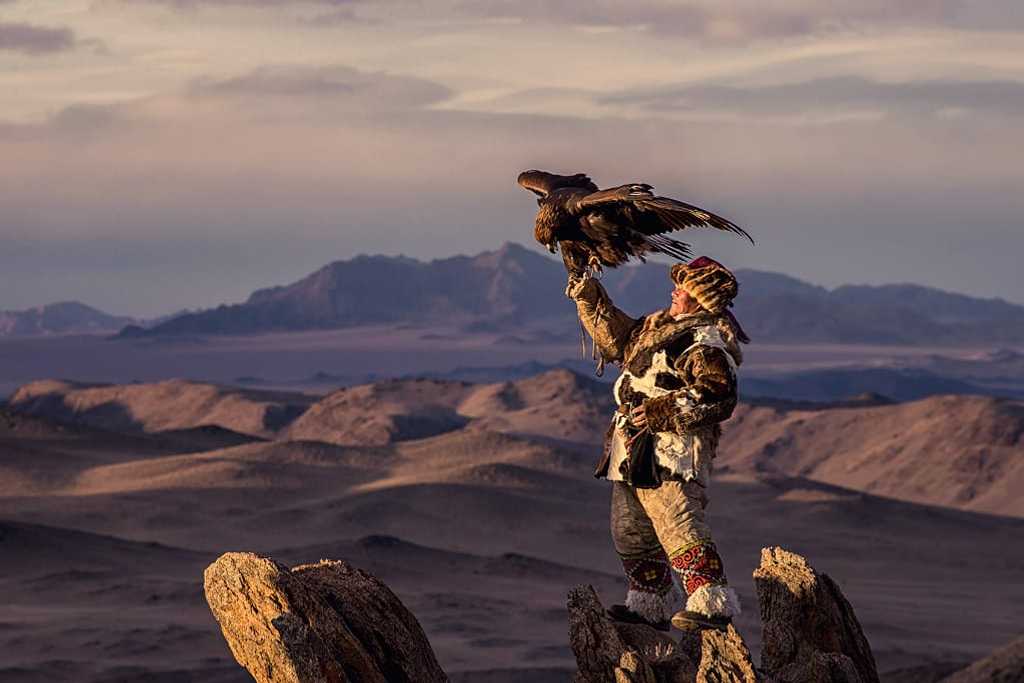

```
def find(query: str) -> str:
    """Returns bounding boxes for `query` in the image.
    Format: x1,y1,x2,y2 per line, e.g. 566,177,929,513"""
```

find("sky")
1,0,1022,317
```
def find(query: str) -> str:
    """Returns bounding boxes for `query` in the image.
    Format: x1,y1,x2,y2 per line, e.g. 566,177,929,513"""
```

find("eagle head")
517,170,551,198
517,169,598,198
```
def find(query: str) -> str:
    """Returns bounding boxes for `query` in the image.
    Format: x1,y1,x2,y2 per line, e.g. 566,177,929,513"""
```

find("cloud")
0,22,76,54
598,76,1024,120
449,0,1024,40
116,0,360,6
96,0,1024,38
1,59,1022,313
188,64,451,110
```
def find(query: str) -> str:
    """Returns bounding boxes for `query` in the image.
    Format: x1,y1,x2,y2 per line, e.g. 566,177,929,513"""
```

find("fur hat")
670,256,738,315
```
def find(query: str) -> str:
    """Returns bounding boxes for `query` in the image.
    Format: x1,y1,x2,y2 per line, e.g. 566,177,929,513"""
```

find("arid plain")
2,329,1023,682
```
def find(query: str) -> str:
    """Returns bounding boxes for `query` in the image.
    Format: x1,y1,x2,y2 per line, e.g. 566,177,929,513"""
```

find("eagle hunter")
517,170,753,275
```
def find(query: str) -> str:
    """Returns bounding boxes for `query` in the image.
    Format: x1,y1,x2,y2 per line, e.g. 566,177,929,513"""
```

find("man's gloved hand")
565,272,601,301
565,272,585,299
642,392,698,433
628,404,647,429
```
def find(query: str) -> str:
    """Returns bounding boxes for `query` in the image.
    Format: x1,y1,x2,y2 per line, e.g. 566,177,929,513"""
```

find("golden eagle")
517,169,752,275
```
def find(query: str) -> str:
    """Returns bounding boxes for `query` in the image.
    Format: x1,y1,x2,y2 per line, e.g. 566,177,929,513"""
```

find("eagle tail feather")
642,233,692,261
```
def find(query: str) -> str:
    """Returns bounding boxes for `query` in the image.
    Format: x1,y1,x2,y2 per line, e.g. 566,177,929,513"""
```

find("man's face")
670,284,694,315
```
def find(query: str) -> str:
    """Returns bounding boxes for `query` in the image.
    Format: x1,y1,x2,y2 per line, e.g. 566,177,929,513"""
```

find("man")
566,256,748,632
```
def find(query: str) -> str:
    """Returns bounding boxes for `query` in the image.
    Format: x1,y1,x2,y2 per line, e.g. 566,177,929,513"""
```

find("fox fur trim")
685,584,741,618
642,393,679,432
624,584,684,623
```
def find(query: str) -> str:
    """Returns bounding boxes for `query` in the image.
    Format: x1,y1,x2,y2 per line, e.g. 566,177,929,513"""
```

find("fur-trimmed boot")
668,542,741,632
608,550,682,631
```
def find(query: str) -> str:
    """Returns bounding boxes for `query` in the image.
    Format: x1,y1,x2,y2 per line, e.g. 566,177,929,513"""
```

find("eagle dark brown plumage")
517,169,752,275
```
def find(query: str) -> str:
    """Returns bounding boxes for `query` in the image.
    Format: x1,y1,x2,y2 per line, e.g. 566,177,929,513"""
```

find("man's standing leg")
636,479,741,629
608,481,683,629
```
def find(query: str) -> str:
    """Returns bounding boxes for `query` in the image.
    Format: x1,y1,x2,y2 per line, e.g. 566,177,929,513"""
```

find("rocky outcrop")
567,546,880,682
203,552,447,683
696,626,759,682
754,547,879,683
205,547,877,683
567,584,700,682
566,584,756,682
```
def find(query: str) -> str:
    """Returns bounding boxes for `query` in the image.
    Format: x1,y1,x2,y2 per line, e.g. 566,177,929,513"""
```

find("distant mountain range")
0,302,200,339
120,242,1024,346
5,243,1022,345
0,302,135,337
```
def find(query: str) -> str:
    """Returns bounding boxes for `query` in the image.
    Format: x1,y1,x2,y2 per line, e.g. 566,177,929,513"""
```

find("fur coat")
569,277,742,488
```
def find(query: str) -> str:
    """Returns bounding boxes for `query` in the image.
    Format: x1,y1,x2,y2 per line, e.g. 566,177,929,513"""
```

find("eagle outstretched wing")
576,184,753,243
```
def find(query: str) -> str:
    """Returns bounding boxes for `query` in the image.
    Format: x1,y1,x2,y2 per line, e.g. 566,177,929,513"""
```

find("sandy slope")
720,395,1024,516
13,371,1024,519
9,371,611,449
0,407,264,496
284,369,612,446
9,379,314,438
942,633,1024,683
284,378,476,445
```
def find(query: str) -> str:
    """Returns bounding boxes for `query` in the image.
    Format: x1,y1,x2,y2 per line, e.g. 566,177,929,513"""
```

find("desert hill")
720,395,1024,516
285,369,612,446
0,518,205,576
942,633,1024,683
9,370,612,449
283,378,476,446
0,404,266,497
10,371,1023,517
124,242,1024,345
9,379,314,439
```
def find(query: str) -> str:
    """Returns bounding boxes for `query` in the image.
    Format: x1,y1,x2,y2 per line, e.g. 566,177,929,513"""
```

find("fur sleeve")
683,346,735,403
677,346,737,429
644,345,737,433
568,277,641,363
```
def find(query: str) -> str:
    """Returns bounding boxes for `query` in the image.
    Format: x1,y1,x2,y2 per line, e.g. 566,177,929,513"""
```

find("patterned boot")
607,549,681,631
668,541,741,632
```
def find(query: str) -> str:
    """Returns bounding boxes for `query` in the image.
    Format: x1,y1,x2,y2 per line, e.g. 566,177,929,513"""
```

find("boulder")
753,546,879,683
203,552,447,683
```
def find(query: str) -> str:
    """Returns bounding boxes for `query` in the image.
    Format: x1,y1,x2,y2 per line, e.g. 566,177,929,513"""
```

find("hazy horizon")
2,1,1022,316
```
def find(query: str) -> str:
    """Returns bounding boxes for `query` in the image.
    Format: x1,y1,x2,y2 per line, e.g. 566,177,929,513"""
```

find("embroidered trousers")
612,478,729,605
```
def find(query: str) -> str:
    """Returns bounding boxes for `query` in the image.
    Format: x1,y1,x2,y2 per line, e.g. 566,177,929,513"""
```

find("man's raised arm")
565,275,641,364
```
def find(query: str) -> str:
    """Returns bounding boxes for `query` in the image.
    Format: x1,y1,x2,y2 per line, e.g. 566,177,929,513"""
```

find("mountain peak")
469,241,553,270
